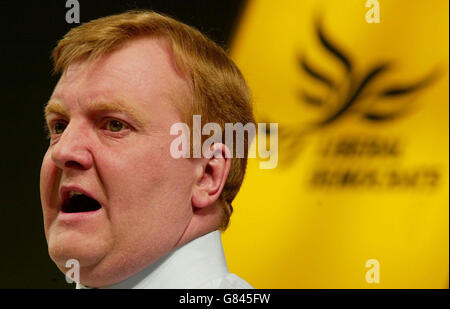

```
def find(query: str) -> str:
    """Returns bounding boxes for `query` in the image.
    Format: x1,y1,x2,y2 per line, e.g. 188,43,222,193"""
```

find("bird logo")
270,18,441,167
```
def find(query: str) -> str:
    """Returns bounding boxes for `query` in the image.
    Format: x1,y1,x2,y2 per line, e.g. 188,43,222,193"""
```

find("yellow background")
222,0,449,288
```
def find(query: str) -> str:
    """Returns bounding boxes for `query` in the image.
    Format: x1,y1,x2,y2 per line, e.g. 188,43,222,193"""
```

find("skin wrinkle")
45,98,148,130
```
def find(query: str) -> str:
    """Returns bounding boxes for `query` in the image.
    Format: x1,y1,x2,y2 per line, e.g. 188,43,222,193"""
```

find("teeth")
69,191,84,198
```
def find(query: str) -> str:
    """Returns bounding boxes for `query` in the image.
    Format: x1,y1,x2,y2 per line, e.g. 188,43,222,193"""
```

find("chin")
48,230,110,270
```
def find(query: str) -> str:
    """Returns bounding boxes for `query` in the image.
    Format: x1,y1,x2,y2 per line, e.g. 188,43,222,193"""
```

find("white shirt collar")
77,230,229,289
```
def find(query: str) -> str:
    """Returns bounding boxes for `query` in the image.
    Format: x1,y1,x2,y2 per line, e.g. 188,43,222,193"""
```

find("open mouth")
61,192,102,213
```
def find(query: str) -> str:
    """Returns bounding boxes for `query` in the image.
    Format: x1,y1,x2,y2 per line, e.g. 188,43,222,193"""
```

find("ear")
191,143,231,209
175,144,231,247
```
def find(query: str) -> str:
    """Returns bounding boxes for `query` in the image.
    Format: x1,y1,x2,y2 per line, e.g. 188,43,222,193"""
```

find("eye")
106,119,128,132
52,121,67,134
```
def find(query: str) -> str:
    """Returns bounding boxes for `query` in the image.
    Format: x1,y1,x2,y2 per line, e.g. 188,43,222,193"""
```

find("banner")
223,0,449,288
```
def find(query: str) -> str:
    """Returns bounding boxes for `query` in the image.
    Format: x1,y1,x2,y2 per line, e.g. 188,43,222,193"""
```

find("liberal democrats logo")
274,18,441,167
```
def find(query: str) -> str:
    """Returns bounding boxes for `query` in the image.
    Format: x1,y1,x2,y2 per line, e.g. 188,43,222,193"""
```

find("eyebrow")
44,99,68,118
44,99,147,128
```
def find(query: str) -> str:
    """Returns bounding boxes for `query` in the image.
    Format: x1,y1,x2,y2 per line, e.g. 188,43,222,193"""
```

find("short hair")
52,10,255,230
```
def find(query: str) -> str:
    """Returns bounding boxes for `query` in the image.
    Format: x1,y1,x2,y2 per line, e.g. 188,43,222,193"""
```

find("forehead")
50,37,189,119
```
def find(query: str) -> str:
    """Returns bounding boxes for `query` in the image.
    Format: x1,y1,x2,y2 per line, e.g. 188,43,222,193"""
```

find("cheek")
96,138,195,258
40,150,53,203
105,136,189,185
99,137,195,217
39,150,59,230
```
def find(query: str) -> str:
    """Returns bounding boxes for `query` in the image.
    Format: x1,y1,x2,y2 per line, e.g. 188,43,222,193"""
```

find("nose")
51,121,93,170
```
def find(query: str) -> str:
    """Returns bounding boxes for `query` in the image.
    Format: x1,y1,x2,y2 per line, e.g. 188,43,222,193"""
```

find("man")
39,10,255,289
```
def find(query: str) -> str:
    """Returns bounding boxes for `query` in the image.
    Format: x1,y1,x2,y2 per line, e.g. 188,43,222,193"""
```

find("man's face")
40,37,196,287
